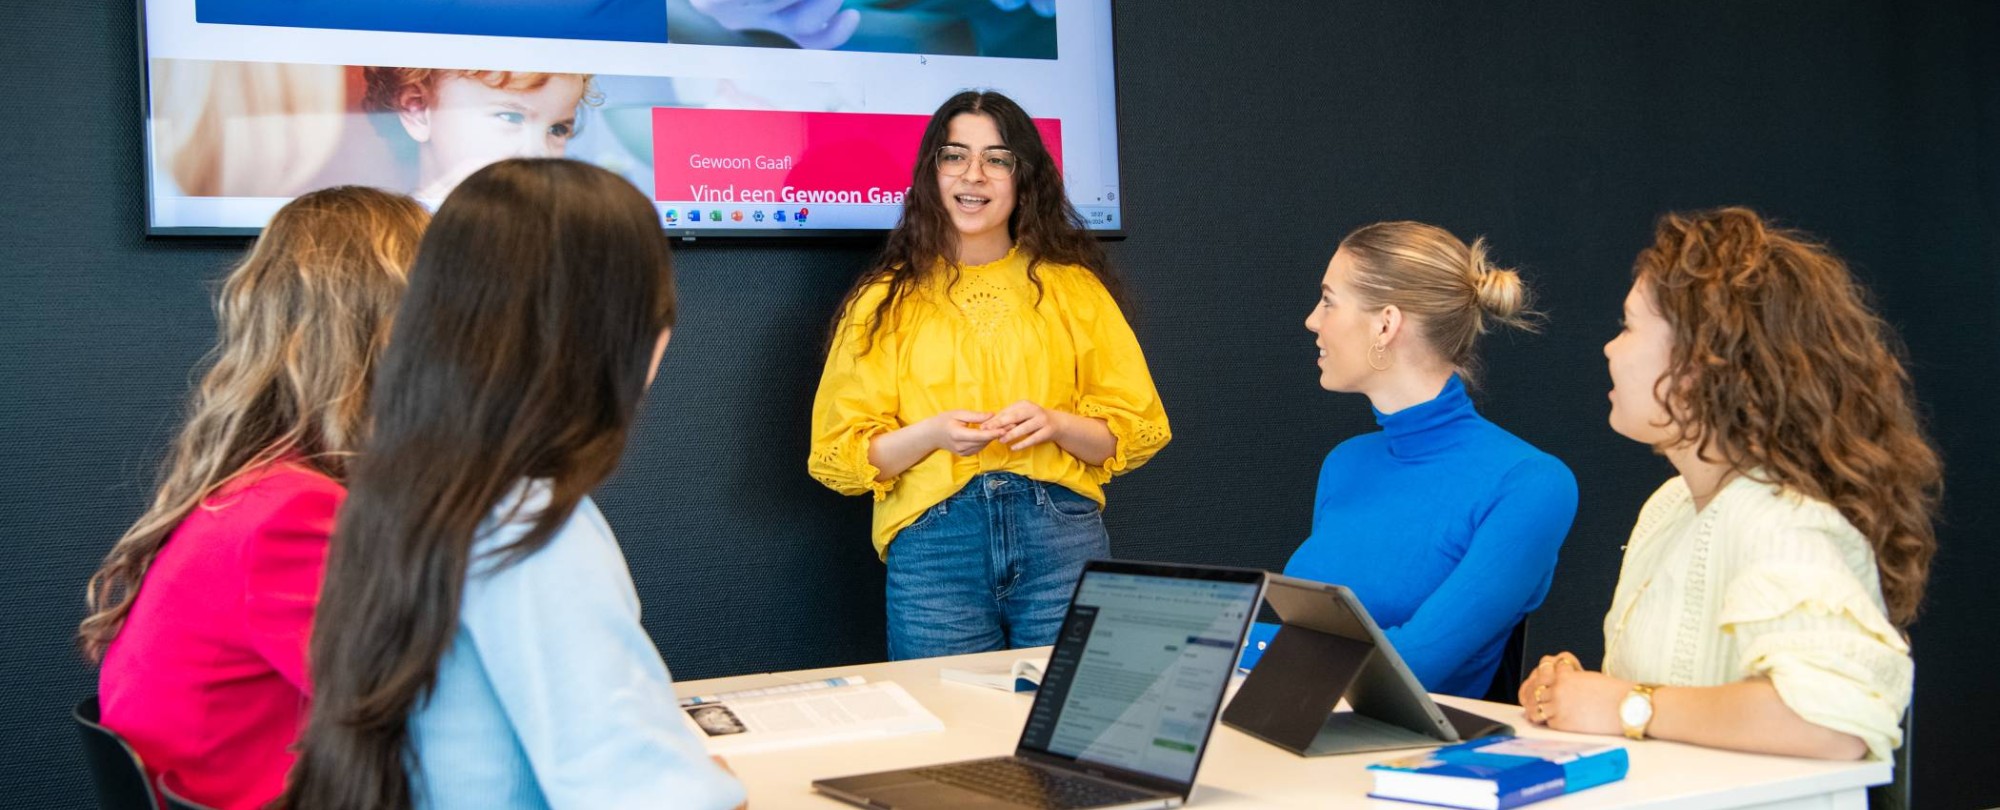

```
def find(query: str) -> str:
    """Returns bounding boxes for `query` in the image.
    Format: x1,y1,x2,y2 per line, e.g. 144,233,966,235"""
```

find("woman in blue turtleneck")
1242,221,1578,699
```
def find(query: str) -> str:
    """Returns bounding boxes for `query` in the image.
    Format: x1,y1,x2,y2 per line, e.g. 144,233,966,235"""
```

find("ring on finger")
1534,684,1548,704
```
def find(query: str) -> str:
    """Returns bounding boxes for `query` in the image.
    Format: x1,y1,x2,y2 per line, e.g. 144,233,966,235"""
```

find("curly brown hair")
1634,207,1941,626
831,90,1121,354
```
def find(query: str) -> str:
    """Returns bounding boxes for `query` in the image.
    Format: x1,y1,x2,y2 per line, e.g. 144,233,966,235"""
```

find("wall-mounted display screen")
141,0,1122,236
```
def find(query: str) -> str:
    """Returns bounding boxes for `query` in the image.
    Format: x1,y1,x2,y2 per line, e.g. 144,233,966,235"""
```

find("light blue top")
408,485,745,810
1242,376,1578,698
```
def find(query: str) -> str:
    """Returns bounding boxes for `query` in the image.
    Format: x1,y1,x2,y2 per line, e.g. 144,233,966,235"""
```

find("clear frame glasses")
936,146,1018,178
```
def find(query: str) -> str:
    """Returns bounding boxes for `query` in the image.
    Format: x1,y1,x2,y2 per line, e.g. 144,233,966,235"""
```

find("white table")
676,648,1888,809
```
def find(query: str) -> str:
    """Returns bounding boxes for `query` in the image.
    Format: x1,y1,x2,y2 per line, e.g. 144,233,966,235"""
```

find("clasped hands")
1516,651,1635,736
926,401,1067,456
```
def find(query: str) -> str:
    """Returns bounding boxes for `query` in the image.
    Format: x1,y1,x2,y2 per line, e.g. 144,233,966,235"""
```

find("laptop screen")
1018,567,1263,787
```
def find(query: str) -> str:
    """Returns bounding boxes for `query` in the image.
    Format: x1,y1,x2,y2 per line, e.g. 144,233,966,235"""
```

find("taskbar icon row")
661,206,811,226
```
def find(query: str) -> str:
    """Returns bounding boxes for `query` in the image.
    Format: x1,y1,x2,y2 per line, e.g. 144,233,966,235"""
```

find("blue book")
1367,736,1629,809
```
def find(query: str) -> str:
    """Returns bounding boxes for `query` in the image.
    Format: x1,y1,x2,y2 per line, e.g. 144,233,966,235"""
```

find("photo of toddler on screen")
145,57,869,209
363,68,600,201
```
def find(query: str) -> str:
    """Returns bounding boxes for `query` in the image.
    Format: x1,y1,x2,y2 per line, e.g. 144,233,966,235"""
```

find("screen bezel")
135,0,1128,241
1013,558,1266,799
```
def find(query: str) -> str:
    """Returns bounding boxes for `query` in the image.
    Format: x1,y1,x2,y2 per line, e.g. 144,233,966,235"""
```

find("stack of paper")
680,678,943,755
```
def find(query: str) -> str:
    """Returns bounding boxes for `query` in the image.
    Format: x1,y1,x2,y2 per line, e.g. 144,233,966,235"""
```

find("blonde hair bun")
1339,222,1540,384
1474,268,1526,320
1466,236,1532,326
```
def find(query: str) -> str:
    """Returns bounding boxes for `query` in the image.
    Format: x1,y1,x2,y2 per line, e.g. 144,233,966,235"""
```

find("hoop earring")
1368,341,1391,371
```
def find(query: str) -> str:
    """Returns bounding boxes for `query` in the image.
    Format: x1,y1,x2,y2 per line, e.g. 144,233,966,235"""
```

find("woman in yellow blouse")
1521,208,1939,761
809,91,1169,660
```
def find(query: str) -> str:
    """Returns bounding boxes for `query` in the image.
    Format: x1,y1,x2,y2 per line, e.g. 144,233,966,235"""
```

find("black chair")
1867,706,1913,810
1481,619,1530,704
72,696,161,810
159,771,221,810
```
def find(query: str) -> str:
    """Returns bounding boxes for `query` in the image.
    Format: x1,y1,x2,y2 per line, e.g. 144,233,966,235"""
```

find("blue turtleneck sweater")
1242,375,1578,698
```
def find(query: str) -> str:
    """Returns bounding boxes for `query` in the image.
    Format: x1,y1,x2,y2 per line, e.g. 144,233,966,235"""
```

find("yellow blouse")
809,247,1171,558
1603,475,1912,760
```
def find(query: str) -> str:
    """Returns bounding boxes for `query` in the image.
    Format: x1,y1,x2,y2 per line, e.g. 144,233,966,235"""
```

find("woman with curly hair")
1519,208,1938,761
809,90,1170,659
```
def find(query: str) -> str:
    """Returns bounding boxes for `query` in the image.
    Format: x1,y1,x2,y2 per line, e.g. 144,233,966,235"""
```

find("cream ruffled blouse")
1602,474,1912,760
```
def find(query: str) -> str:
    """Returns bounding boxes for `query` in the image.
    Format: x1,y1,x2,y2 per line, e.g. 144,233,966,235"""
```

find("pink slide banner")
652,108,1062,207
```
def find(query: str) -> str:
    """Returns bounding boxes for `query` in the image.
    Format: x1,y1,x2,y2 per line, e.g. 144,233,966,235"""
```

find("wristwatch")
1619,684,1660,740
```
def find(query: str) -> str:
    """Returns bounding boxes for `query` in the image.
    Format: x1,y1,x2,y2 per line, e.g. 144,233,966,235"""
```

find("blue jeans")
884,473,1110,661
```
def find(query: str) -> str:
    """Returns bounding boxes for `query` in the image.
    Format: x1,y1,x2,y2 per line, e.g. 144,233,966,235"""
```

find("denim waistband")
949,472,1044,501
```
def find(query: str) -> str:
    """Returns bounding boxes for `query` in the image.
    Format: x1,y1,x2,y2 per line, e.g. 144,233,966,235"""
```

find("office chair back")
72,696,161,810
1867,706,1913,810
1481,620,1530,704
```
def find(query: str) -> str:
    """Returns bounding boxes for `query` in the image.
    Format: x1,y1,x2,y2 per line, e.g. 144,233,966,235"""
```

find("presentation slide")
141,0,1121,235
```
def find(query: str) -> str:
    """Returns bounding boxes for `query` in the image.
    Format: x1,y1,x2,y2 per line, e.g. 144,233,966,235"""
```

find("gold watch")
1619,683,1659,740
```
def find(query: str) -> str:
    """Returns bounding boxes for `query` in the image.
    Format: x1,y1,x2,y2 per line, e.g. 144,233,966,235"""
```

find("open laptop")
813,559,1267,810
1221,574,1512,757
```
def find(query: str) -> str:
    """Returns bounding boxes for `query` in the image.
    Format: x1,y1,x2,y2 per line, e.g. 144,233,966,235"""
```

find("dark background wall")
3,1,1993,806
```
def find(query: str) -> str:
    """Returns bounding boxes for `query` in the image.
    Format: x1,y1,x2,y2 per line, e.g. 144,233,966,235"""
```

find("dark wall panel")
1,1,1992,806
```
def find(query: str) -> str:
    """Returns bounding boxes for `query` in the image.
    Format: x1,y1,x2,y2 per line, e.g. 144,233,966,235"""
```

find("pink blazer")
99,459,340,810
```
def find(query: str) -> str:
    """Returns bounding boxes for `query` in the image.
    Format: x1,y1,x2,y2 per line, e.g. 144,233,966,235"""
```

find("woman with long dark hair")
1520,208,1936,761
809,90,1170,659
82,186,426,810
283,159,743,809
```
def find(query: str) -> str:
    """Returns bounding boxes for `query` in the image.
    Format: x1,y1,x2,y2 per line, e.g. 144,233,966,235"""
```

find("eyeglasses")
936,146,1018,178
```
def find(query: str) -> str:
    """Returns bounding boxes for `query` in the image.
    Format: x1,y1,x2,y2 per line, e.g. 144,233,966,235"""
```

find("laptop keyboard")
914,758,1161,809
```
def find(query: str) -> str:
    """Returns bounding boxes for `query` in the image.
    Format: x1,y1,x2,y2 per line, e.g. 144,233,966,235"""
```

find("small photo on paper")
687,704,748,736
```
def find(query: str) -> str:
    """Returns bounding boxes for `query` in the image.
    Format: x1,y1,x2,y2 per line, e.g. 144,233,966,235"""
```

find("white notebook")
938,657,1047,692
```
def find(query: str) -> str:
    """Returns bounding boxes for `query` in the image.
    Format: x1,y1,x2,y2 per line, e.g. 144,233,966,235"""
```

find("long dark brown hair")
80,186,427,661
282,159,676,809
832,90,1120,351
1634,207,1940,626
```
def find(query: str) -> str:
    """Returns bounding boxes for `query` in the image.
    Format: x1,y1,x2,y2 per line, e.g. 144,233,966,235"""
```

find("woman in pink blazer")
78,186,427,810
